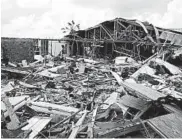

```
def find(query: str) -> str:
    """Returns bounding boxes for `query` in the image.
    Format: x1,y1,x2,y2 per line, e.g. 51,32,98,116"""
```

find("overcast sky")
1,0,182,38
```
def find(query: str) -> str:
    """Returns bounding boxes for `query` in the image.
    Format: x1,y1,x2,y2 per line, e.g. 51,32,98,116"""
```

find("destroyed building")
1,18,182,138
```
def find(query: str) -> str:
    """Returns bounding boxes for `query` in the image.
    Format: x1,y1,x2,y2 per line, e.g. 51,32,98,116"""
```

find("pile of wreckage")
1,17,182,138
1,49,182,138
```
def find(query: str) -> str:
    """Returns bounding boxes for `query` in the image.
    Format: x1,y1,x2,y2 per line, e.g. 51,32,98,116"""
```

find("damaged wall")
1,37,34,63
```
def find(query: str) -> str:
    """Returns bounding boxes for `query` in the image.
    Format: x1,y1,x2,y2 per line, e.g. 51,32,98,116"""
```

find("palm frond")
76,24,80,30
68,22,72,26
72,20,75,25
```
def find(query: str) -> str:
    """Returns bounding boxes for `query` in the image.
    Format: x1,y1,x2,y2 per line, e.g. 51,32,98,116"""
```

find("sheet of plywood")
22,116,52,138
28,102,80,116
148,113,182,138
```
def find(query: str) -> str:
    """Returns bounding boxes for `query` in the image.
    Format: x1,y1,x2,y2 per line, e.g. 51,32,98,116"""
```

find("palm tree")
61,20,80,35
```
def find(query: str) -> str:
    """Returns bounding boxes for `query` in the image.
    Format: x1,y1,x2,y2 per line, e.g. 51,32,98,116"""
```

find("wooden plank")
22,116,52,138
87,105,98,138
50,109,82,130
68,110,87,139
1,95,30,117
147,113,182,138
28,102,80,117
111,71,123,85
1,67,30,75
1,81,15,94
18,81,39,88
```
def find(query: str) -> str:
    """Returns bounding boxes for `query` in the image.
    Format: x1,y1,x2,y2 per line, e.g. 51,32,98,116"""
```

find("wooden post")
94,28,96,40
114,20,116,40
100,26,102,40
104,42,108,59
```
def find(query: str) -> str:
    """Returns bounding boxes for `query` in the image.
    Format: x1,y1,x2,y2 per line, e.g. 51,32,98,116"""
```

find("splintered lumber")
8,62,17,67
50,109,82,130
87,105,98,138
1,81,15,95
68,110,87,139
22,116,52,138
111,71,165,100
28,102,80,117
1,67,30,75
111,71,123,85
147,113,182,138
1,94,20,130
1,95,30,117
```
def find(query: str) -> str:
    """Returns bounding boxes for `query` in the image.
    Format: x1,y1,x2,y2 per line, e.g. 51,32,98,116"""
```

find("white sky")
1,0,182,38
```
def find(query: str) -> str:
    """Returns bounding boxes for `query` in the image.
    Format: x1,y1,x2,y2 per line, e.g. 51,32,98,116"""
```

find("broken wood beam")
111,71,123,85
68,110,87,139
1,67,30,75
27,101,81,117
1,94,20,130
2,95,30,118
50,109,83,130
87,105,98,138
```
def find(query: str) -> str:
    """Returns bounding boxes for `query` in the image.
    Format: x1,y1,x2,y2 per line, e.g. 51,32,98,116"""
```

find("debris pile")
1,52,182,138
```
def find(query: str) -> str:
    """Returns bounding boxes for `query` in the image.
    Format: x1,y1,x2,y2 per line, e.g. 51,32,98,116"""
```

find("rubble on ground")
1,51,182,138
1,17,182,138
